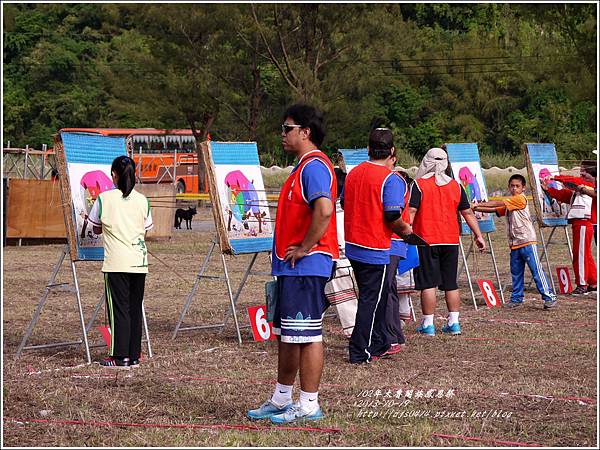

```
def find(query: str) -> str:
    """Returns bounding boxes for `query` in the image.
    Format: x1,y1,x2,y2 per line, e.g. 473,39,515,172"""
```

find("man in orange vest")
408,147,485,336
247,104,338,424
342,127,412,364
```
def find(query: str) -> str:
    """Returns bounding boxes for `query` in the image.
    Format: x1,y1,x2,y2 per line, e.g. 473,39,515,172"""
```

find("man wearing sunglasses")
248,104,338,424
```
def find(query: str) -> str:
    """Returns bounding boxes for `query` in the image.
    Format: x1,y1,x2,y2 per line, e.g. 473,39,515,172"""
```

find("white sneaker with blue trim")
247,399,292,420
270,402,324,424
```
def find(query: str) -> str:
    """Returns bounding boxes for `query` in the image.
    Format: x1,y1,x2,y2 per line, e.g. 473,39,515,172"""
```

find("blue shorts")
272,276,329,343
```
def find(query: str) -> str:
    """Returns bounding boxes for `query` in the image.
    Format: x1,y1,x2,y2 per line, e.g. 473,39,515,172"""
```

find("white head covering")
415,147,453,186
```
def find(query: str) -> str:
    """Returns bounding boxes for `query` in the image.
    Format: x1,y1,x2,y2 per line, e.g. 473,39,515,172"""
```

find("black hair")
334,167,346,199
111,155,136,197
398,170,413,186
509,174,527,187
368,127,394,160
283,104,325,147
581,160,597,178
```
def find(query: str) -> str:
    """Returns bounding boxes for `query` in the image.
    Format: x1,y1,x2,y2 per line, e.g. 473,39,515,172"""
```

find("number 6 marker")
247,305,276,342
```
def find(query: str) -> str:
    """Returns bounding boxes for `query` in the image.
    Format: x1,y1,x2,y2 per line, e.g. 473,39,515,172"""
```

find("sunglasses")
281,124,303,134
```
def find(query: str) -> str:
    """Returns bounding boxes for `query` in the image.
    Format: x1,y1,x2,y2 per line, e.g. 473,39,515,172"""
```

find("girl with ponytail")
87,155,153,368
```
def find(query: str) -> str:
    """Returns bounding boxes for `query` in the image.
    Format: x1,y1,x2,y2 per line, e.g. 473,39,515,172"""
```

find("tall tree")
102,4,249,190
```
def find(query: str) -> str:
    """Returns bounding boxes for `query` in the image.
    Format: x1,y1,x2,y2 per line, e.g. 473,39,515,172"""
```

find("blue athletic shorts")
272,276,329,343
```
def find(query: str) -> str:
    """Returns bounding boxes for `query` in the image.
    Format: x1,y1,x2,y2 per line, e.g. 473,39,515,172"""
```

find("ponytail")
111,156,136,197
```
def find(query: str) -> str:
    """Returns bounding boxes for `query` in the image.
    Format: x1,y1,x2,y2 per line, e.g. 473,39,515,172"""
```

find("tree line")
4,3,597,173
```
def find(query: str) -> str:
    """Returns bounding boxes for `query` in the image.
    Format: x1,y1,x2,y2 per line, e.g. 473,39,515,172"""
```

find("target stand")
172,238,272,344
524,222,572,292
16,132,153,364
458,232,506,310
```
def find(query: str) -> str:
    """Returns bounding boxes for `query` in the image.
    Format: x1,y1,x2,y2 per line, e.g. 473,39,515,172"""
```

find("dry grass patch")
3,213,597,446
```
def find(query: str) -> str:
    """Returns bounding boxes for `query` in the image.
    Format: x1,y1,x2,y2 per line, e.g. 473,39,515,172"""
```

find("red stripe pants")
572,220,597,287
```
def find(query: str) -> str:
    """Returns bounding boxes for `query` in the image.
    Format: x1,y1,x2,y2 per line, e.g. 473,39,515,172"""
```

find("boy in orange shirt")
473,175,557,309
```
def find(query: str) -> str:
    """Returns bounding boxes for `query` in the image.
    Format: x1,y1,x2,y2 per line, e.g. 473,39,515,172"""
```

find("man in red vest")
247,104,338,424
342,127,412,364
408,147,485,336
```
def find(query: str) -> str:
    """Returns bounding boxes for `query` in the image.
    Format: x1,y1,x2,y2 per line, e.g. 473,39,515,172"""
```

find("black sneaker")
130,359,140,367
100,357,130,368
505,301,523,309
587,286,597,295
571,285,589,296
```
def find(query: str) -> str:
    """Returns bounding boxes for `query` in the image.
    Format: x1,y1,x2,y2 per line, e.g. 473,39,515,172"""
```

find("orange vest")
344,161,394,250
274,151,339,260
412,177,462,245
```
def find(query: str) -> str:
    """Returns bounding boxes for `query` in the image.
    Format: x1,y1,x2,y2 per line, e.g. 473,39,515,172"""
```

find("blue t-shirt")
345,172,406,264
391,239,408,258
272,157,334,277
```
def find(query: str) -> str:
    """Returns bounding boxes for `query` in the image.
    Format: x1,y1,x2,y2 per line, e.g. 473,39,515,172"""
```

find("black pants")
104,272,146,360
385,255,406,345
349,259,392,363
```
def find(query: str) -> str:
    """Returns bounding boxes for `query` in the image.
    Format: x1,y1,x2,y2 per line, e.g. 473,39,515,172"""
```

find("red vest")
344,161,394,250
274,150,339,260
412,177,462,245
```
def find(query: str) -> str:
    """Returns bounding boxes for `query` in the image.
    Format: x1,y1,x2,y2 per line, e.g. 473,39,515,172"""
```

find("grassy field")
2,208,597,447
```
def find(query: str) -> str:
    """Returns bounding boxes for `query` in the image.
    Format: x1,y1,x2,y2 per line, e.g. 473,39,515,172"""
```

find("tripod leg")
141,303,152,358
172,241,216,339
538,226,557,293
457,239,474,279
221,253,258,331
564,226,573,259
221,254,242,345
460,238,478,310
71,260,91,364
16,246,68,358
85,294,105,334
487,233,506,304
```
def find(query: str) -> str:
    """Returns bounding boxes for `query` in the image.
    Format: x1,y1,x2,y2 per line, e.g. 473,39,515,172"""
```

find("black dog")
174,206,197,230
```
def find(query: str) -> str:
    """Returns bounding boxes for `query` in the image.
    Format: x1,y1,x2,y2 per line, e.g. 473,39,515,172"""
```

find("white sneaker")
270,402,324,424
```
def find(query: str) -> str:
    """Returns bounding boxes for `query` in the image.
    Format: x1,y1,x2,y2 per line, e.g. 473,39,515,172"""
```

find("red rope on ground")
462,337,507,341
431,432,541,447
3,417,342,434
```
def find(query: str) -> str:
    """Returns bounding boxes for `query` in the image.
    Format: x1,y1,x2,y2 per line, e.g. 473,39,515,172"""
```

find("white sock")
271,382,293,407
422,314,434,327
448,311,460,325
299,389,319,412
